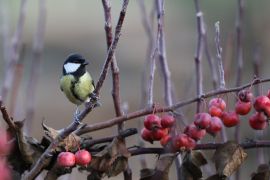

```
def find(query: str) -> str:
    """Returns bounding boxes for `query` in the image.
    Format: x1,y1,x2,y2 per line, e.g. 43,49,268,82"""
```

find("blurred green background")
1,0,270,179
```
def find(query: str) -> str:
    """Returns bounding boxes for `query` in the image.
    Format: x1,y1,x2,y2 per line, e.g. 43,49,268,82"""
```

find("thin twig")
156,0,182,179
76,77,270,135
94,0,129,95
215,22,225,89
23,1,130,179
194,0,204,113
137,0,156,169
253,45,265,165
214,22,227,142
1,0,27,103
101,1,131,179
234,2,244,179
25,0,47,135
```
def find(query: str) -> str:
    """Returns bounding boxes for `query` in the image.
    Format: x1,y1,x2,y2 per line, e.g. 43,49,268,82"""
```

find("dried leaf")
153,154,176,180
181,151,207,179
188,151,207,167
89,137,130,177
213,141,247,177
251,164,270,180
42,122,80,151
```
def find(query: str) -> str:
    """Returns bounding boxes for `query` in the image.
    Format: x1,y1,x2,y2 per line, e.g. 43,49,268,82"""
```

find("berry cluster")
57,149,92,167
141,114,175,146
141,89,270,152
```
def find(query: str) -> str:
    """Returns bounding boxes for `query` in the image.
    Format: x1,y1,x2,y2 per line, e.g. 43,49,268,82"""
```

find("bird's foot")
89,93,101,108
74,107,82,124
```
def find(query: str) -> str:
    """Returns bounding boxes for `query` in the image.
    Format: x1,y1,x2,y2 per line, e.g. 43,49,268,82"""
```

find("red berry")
221,111,240,127
173,134,189,150
161,115,175,128
206,117,222,136
0,160,11,180
253,96,270,112
141,128,153,143
185,137,196,150
194,113,211,129
160,135,172,147
209,98,226,111
0,130,12,156
184,123,206,141
209,106,223,117
75,150,92,166
144,114,161,130
250,112,267,123
238,90,253,102
249,113,268,130
152,128,168,141
57,152,76,167
235,101,251,115
267,90,270,99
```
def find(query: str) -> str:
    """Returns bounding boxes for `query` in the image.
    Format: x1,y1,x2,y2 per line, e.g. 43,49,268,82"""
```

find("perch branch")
101,1,131,179
22,1,130,179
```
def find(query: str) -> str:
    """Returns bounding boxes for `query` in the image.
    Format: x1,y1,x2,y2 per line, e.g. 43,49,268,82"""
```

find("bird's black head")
63,53,89,77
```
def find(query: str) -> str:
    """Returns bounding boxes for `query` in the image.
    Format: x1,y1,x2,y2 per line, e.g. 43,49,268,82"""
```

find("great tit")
60,53,95,107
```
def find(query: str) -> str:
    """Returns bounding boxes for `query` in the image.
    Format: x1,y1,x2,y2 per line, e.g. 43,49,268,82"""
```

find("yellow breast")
60,72,94,105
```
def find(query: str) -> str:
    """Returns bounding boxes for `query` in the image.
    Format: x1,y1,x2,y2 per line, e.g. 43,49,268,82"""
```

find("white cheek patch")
64,63,80,73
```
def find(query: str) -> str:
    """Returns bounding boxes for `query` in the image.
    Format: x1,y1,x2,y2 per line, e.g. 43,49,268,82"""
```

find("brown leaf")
213,141,247,177
251,164,270,180
153,154,176,180
42,122,80,151
182,151,207,179
90,137,130,177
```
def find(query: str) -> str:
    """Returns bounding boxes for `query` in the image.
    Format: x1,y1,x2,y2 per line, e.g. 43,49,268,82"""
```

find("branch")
156,0,172,106
22,1,130,179
94,0,129,95
101,1,131,179
194,0,204,113
214,21,227,142
76,77,270,135
137,0,156,169
25,0,47,135
129,140,270,156
82,128,137,148
1,0,27,103
214,22,225,89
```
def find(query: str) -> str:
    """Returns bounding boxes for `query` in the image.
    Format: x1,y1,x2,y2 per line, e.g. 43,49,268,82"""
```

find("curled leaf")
42,122,80,151
89,137,130,177
213,141,247,177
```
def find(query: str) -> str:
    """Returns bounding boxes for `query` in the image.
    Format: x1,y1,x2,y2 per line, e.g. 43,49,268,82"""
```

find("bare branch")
194,0,204,113
129,140,270,156
25,0,47,135
1,0,27,103
76,77,270,135
215,22,226,89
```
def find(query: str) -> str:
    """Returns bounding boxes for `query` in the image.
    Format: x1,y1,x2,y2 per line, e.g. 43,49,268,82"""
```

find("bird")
60,53,96,122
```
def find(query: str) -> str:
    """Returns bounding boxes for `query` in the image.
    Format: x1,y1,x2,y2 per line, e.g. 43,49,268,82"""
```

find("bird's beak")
83,61,89,66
